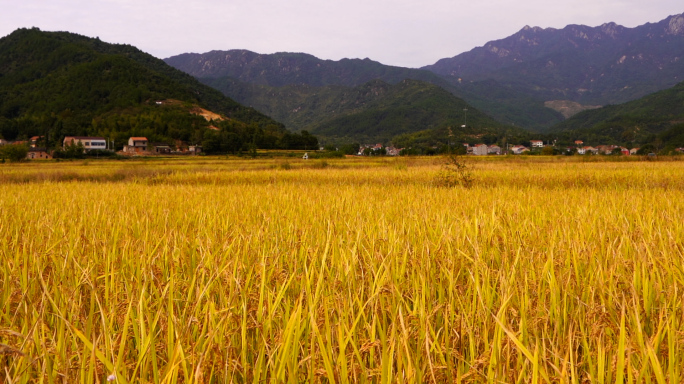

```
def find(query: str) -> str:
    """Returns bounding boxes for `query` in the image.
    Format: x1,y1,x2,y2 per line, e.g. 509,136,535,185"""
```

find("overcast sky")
1,0,681,68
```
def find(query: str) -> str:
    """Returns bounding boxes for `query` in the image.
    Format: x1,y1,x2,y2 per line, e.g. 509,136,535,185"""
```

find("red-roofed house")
124,137,148,153
487,145,501,155
26,148,52,160
30,136,44,148
472,144,488,156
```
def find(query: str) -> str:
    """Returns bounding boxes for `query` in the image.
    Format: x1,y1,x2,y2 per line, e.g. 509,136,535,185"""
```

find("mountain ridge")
165,50,447,88
422,13,684,106
165,13,684,132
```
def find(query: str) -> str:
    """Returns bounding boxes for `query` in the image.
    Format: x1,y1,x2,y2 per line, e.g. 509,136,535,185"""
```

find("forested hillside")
167,50,567,132
201,76,526,144
0,28,316,152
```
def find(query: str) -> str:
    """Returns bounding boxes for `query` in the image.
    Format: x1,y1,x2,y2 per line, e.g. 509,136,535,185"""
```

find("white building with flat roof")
63,136,107,151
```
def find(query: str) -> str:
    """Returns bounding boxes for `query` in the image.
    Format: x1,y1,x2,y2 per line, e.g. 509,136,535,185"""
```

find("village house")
0,139,7,146
595,145,619,155
151,143,172,154
124,137,148,153
29,136,44,148
620,147,630,156
630,148,640,155
487,145,501,155
188,145,202,155
530,140,544,148
385,146,402,156
574,140,584,145
582,146,599,155
63,136,107,151
26,148,52,160
510,145,530,155
472,144,488,156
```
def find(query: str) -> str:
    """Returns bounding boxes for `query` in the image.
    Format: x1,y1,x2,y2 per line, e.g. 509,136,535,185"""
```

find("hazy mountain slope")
302,79,508,142
167,50,570,131
549,81,684,147
165,50,448,87
447,80,566,129
200,76,514,143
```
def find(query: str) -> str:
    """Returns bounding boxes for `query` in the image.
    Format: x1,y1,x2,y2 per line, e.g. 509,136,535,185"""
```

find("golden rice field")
1,156,683,383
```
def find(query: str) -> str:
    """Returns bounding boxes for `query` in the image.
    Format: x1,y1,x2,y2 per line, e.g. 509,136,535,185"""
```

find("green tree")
339,143,360,155
0,143,29,162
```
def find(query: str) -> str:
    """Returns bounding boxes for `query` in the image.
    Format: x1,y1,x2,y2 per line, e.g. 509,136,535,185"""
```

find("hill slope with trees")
549,81,684,151
166,50,564,132
0,28,316,153
200,75,526,144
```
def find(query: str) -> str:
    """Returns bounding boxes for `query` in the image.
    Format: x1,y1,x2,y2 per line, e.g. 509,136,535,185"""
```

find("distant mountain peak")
521,25,539,32
666,14,684,35
599,22,623,38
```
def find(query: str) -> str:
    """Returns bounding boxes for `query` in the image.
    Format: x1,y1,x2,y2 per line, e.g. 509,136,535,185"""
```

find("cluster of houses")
62,136,201,155
463,140,543,155
7,136,55,160
468,143,504,155
356,144,404,156
354,140,662,156
0,136,202,159
118,137,202,155
464,140,674,156
4,135,683,160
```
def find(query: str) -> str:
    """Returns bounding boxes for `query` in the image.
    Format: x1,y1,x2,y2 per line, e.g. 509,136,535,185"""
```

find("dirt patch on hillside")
545,100,602,119
154,99,225,122
189,106,225,122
